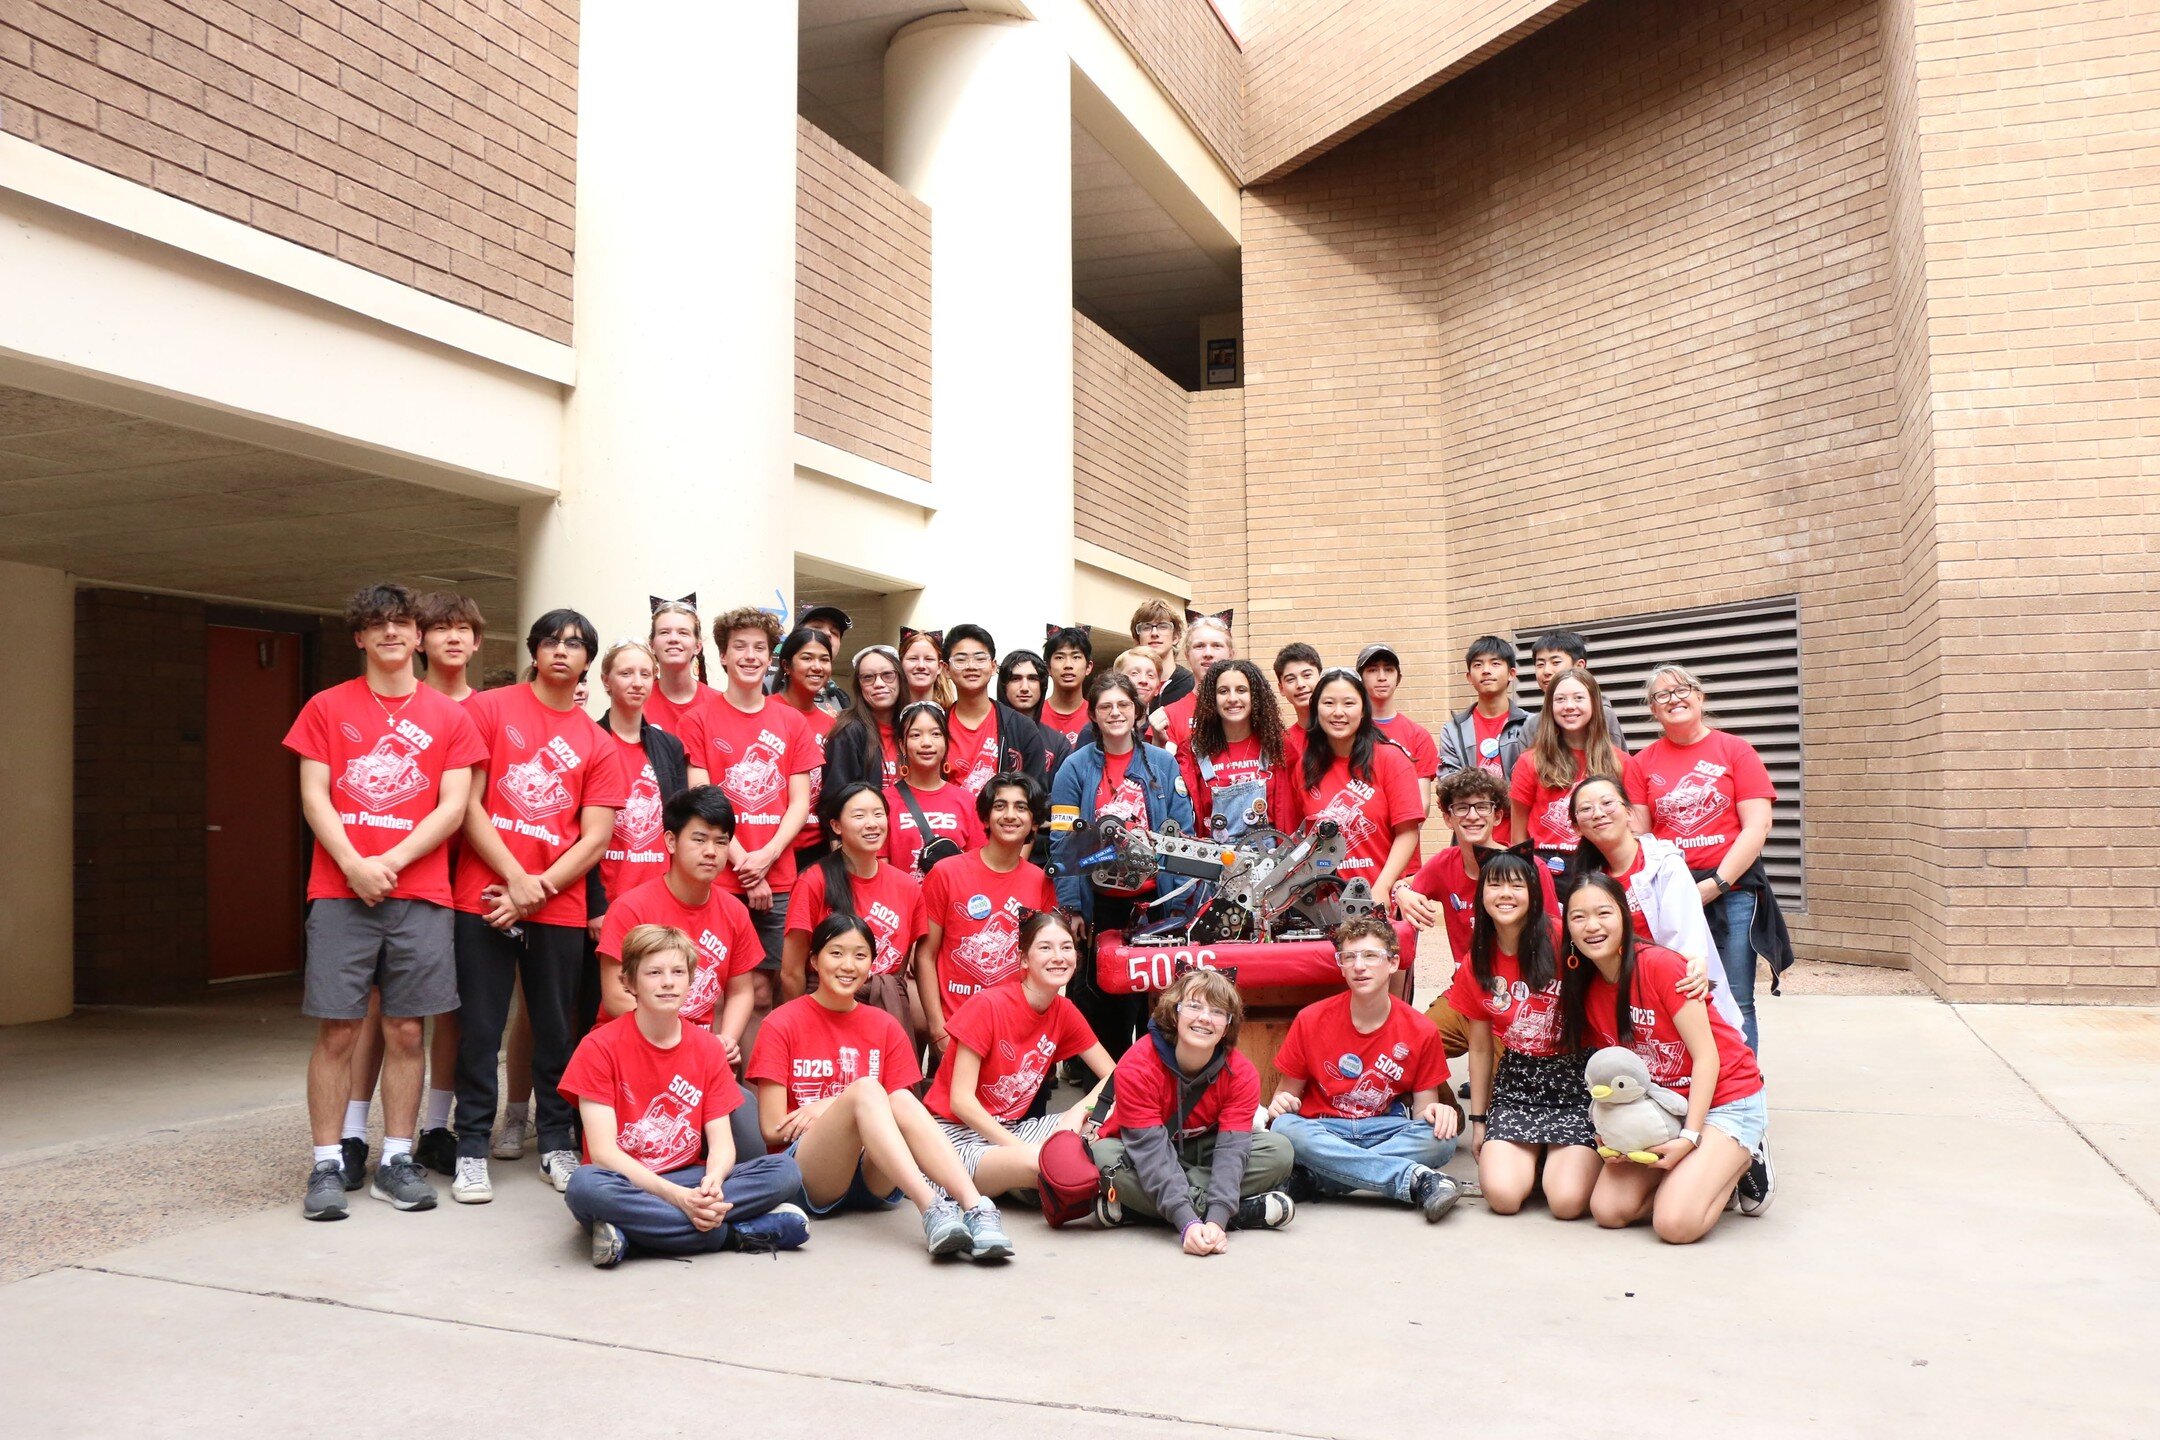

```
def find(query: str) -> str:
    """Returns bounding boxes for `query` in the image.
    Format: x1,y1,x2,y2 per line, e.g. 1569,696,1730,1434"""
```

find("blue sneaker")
962,1200,1015,1262
727,1202,809,1256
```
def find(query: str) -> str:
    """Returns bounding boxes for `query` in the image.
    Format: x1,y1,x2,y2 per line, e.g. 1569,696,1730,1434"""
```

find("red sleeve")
693,1037,745,1117
876,1009,923,1090
1409,725,1439,780
1380,746,1424,829
781,706,817,776
1026,865,1058,910
943,990,998,1057
960,801,986,851
1728,735,1776,802
1405,1015,1449,1092
784,867,826,933
581,728,632,809
1622,749,1653,805
1215,1053,1259,1133
1508,751,1538,804
1052,997,1098,1060
679,710,711,773
921,861,953,918
742,1007,794,1088
719,895,763,976
1405,850,1449,899
281,693,331,763
1111,1047,1169,1128
443,707,489,767
556,1028,615,1105
596,892,640,961
1444,961,1490,1022
899,882,926,949
1178,749,1211,829
1271,1009,1315,1082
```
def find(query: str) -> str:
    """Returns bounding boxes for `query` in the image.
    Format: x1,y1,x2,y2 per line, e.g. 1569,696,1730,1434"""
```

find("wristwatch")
1468,1113,1488,1124
1677,1127,1702,1148
1711,874,1734,896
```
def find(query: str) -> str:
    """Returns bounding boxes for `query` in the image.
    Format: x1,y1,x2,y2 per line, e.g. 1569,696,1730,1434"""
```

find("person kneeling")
1092,971,1296,1254
1266,918,1462,1221
559,924,808,1269
747,914,1015,1262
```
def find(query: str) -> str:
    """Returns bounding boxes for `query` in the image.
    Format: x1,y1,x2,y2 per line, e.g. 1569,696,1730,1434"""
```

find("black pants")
454,914,584,1160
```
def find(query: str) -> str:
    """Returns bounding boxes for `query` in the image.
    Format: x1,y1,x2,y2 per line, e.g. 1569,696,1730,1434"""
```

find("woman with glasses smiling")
824,645,906,801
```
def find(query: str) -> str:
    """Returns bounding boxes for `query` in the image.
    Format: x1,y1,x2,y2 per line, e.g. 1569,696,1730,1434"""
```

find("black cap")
1356,643,1401,671
800,603,853,635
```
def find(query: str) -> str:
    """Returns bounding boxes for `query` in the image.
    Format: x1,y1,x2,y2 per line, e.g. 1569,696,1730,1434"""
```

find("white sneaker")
451,1157,493,1204
491,1117,527,1161
540,1149,578,1193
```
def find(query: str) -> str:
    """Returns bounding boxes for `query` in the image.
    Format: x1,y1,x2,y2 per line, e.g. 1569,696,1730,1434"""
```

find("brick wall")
1242,0,1590,183
1089,0,1244,176
1,0,577,342
1075,310,1192,580
1239,0,1911,970
1187,386,1246,612
795,118,932,481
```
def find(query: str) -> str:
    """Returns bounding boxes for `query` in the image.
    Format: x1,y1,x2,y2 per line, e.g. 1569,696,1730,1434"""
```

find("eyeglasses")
1177,999,1229,1021
1448,802,1496,818
1650,687,1699,706
1338,949,1393,966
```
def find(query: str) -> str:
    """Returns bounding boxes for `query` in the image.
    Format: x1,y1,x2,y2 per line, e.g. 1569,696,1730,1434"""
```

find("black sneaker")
339,1137,369,1191
1409,1166,1462,1222
1232,1191,1295,1231
1737,1143,1775,1216
369,1152,438,1211
1280,1168,1323,1205
414,1126,457,1176
726,1203,810,1256
303,1160,349,1221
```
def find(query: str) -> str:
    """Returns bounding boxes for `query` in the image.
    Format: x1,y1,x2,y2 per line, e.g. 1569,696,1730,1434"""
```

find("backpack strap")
895,779,940,851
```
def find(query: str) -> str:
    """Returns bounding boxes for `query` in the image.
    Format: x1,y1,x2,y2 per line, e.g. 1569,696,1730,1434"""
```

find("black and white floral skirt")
1487,1047,1597,1148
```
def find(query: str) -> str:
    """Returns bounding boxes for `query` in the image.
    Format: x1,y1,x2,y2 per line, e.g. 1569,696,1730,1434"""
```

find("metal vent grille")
1513,596,1805,909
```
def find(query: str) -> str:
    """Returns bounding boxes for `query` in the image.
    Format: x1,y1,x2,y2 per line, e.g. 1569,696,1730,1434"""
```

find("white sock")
967,1196,996,1213
342,1101,371,1139
313,1144,343,1167
502,1101,529,1127
381,1136,412,1161
423,1089,453,1131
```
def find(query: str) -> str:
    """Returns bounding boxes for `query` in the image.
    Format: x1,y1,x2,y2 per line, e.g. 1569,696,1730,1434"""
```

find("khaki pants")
1093,1130,1295,1223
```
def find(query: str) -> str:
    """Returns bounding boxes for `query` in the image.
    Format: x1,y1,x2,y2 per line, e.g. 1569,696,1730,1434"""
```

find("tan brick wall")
1187,386,1246,612
1242,0,1589,183
1240,0,1914,971
795,119,932,482
1075,310,1191,579
0,0,577,342
1088,0,1243,176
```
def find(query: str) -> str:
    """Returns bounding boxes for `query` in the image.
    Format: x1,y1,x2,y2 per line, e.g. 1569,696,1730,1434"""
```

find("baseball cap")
1356,643,1401,671
800,603,853,635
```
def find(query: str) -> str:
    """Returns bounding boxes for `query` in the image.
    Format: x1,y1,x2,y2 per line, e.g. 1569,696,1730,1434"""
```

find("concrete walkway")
3,978,2156,1438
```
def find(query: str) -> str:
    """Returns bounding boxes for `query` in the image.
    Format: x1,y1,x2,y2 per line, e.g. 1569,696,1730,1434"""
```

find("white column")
521,1,800,653
0,562,73,1023
885,14,1076,650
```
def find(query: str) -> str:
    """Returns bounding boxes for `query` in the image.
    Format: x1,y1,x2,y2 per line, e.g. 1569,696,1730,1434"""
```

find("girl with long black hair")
1296,669,1423,901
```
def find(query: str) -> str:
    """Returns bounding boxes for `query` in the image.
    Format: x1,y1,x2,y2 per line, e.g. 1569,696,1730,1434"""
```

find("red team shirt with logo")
1443,920,1570,1057
1584,945,1762,1108
558,1015,744,1171
680,698,817,894
1300,744,1425,877
596,877,763,1025
1511,749,1632,850
1040,703,1089,742
283,679,487,905
785,860,927,976
946,709,1002,797
643,682,724,738
597,730,671,901
789,704,836,855
921,849,1058,1005
1406,846,1560,965
1179,735,1301,837
1273,992,1449,1119
1095,748,1152,823
1608,844,1655,940
1374,714,1440,780
1100,1041,1260,1140
455,684,631,926
924,982,1096,1124
1624,730,1775,876
882,780,984,873
747,998,924,1126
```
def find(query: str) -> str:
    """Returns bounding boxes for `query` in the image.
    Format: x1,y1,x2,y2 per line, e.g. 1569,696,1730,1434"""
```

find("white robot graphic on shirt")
951,910,1023,986
616,767,664,848
339,732,429,811
1332,1044,1411,1119
682,946,725,1019
1307,790,1380,857
616,1088,698,1166
724,738,786,812
1656,767,1731,837
499,743,575,823
981,1038,1056,1113
1537,795,1579,845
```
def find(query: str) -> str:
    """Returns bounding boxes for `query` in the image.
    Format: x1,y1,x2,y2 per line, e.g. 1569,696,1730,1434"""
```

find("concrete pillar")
885,14,1076,649
520,0,799,651
0,562,74,1023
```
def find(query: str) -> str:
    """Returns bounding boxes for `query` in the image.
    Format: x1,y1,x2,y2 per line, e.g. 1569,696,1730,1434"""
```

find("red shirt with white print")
1100,1039,1259,1141
924,981,1096,1125
1624,729,1775,877
921,848,1058,1006
1373,713,1439,780
746,997,923,1124
788,704,835,854
283,678,487,905
1095,748,1150,824
1443,919,1570,1057
680,697,817,894
1606,842,1655,941
1584,944,1762,1107
784,860,926,977
1299,744,1425,877
1404,846,1560,965
882,779,985,874
595,876,762,1025
644,682,724,738
1511,749,1632,851
1159,692,1198,757
597,730,671,901
1179,735,1300,837
947,708,1002,797
558,1015,743,1171
1039,702,1089,742
1273,991,1449,1119
454,684,631,927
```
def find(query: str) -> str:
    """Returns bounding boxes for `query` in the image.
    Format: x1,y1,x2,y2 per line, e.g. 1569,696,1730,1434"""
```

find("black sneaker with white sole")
414,1127,458,1176
339,1137,369,1191
1737,1143,1775,1216
303,1160,349,1221
1409,1166,1463,1222
1232,1191,1295,1231
370,1153,438,1211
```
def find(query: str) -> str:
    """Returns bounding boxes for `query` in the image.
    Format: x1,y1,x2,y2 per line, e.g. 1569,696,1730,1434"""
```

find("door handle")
206,825,223,832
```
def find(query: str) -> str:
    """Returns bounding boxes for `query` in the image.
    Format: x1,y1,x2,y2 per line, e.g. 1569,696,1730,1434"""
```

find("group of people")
286,584,1779,1265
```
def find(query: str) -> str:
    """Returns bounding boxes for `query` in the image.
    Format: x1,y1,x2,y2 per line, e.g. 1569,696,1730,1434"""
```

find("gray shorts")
303,897,458,1020
934,1113,1067,1176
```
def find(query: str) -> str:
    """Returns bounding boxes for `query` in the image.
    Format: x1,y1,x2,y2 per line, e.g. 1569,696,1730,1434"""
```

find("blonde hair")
1114,646,1167,680
619,924,697,987
648,601,706,684
1644,660,1713,722
599,639,658,682
1184,617,1234,657
899,630,957,707
1152,969,1243,1050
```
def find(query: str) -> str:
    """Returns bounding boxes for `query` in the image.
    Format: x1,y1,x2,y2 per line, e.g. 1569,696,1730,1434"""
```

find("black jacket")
585,715,687,920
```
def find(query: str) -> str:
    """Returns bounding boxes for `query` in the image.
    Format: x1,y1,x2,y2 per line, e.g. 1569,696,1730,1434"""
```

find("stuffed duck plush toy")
1585,1047,1687,1164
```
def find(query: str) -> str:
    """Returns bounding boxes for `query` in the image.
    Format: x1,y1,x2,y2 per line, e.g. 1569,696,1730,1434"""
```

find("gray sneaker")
962,1200,1015,1262
303,1159,348,1221
923,1198,972,1257
369,1152,438,1211
590,1221,627,1269
1409,1166,1463,1223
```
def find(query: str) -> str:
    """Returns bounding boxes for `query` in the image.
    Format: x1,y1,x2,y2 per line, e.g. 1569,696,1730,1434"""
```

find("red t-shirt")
1624,730,1776,876
1443,920,1570,1057
1159,692,1198,757
1095,748,1150,823
596,876,763,1025
597,731,670,901
785,860,926,976
1609,843,1655,940
454,684,631,926
1511,749,1632,850
644,682,724,738
1404,846,1560,965
882,779,985,874
680,697,817,894
558,1014,744,1171
1273,992,1449,1119
1585,945,1763,1107
946,708,1002,797
921,849,1058,1005
924,981,1096,1124
283,678,487,905
746,997,924,1120
1373,713,1439,780
1040,702,1089,742
789,704,836,853
1299,744,1425,878
1470,710,1511,777
1100,1039,1260,1141
1179,735,1299,837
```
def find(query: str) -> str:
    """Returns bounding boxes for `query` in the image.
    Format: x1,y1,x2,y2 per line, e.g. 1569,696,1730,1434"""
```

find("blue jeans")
564,1152,801,1256
1704,887,1760,1052
1273,1111,1454,1204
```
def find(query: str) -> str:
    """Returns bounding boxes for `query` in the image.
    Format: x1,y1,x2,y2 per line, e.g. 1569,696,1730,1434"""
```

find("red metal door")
206,626,306,980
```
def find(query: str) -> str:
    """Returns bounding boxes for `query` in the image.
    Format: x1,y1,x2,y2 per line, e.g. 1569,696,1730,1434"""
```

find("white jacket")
1622,835,1746,1032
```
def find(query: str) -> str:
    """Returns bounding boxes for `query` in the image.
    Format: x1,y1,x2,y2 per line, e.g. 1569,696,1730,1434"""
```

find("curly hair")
712,605,782,651
1190,658,1286,768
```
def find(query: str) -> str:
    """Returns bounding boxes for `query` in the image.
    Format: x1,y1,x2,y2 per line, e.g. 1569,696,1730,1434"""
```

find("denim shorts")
786,1140,902,1217
1706,1087,1769,1160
